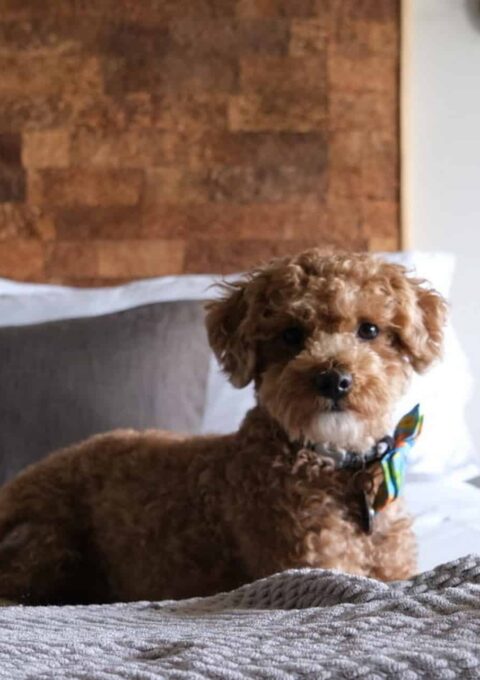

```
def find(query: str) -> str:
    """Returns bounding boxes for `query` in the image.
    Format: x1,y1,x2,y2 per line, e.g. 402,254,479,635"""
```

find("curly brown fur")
0,251,446,604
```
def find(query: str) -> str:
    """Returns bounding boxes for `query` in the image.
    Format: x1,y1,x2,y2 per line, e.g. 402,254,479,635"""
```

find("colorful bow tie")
373,404,423,512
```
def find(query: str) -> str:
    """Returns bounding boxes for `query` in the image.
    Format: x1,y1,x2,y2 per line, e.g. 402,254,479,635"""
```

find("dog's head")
206,250,447,451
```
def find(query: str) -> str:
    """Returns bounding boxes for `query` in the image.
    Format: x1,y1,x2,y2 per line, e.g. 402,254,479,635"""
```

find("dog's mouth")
322,399,351,414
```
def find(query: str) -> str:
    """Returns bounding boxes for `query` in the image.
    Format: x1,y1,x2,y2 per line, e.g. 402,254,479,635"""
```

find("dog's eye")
281,326,305,348
357,322,379,340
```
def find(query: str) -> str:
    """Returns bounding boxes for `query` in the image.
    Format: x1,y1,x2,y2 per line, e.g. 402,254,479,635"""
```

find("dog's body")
0,410,415,604
0,251,446,604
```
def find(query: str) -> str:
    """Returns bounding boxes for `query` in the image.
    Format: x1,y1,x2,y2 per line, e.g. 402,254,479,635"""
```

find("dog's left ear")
205,279,256,388
393,273,448,373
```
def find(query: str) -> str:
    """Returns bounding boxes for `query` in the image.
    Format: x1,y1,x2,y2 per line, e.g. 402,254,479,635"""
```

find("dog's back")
0,429,241,604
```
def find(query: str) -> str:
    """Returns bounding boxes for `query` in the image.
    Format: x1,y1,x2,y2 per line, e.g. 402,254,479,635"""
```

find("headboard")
0,1,400,285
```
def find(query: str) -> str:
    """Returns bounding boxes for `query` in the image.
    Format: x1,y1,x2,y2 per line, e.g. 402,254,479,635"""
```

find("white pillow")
384,253,477,479
0,253,476,480
0,274,221,325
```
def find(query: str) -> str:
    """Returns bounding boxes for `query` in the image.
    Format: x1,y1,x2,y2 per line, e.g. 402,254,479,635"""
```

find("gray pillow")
0,300,210,483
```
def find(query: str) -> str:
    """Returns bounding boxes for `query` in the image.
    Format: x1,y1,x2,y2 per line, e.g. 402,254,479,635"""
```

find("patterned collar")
303,436,394,471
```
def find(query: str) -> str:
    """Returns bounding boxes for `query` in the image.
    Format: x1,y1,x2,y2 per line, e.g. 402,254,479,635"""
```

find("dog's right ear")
205,280,256,388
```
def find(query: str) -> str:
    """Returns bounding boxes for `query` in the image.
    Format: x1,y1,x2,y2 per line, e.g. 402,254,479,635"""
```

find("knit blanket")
1,555,479,679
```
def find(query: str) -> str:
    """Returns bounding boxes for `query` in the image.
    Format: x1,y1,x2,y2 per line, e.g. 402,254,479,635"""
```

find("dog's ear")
391,270,447,373
205,279,256,388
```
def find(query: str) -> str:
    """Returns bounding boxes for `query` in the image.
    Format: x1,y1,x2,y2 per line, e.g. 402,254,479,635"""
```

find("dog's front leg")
227,481,372,581
369,502,417,581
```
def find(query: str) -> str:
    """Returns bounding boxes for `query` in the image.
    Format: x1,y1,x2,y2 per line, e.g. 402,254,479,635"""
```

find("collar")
293,405,423,534
302,436,394,471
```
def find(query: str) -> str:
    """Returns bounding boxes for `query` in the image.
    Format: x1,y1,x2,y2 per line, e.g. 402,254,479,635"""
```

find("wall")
405,0,480,445
0,0,400,285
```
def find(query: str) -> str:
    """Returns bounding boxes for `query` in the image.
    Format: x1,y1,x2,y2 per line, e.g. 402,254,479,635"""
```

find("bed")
407,477,480,573
0,252,479,678
1,554,479,679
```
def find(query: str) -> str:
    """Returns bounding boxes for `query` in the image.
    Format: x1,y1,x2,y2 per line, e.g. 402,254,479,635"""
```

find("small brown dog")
0,250,446,604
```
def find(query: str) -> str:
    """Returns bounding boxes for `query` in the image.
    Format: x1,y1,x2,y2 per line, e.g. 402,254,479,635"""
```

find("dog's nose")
314,369,353,400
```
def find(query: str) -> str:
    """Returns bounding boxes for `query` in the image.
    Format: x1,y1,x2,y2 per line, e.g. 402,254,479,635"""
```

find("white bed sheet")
406,478,480,572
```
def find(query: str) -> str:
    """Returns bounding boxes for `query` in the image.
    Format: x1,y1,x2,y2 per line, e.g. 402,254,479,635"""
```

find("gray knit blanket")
1,555,479,680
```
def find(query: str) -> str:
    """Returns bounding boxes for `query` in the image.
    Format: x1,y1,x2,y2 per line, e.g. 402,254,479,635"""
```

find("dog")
0,250,446,605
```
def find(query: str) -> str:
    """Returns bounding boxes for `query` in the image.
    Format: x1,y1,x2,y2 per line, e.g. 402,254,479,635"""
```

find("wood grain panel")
0,0,400,283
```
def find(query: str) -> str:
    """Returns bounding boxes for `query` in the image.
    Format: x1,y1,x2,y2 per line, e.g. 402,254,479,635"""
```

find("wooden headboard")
0,0,400,285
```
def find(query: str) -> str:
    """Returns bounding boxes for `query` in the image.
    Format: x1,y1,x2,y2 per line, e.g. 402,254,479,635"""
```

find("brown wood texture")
0,0,400,284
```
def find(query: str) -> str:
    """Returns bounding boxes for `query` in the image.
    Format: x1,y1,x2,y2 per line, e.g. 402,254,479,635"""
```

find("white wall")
406,0,480,445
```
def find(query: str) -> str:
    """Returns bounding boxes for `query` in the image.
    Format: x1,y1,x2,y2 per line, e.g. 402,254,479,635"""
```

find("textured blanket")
0,555,479,679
